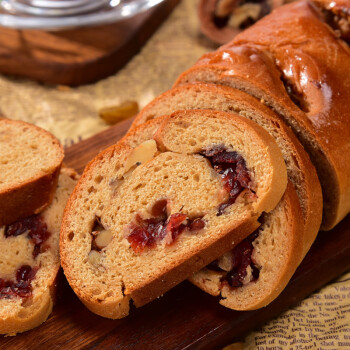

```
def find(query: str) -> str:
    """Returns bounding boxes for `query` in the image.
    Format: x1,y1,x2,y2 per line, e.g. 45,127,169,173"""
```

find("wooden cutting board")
0,0,179,86
1,118,350,349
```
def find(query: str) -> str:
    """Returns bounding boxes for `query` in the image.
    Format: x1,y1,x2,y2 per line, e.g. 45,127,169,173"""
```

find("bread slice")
0,168,78,336
174,1,350,230
0,119,64,226
131,83,322,256
60,109,287,319
190,181,304,310
126,117,306,310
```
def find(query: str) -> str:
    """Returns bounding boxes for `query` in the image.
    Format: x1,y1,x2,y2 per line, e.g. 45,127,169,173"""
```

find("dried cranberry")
126,200,205,253
5,215,50,258
165,213,187,242
219,230,260,288
0,265,38,299
201,145,252,215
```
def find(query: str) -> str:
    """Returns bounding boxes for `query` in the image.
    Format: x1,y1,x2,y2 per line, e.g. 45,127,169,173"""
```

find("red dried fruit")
201,145,252,215
0,265,38,299
150,198,168,218
5,215,51,258
216,230,260,288
126,200,205,253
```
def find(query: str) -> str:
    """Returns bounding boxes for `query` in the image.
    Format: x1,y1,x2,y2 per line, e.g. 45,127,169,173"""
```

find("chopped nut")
228,3,262,29
99,101,139,125
88,250,101,266
95,229,113,249
216,0,238,18
124,140,158,172
217,251,234,271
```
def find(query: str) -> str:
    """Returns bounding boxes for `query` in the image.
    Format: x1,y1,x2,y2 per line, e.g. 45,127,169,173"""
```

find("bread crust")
0,119,64,226
174,1,350,230
190,181,305,310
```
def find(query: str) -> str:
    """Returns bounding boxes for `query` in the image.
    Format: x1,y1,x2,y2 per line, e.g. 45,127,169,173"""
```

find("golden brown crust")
0,291,53,336
60,143,133,320
0,119,64,226
0,167,61,227
190,181,305,310
174,1,350,229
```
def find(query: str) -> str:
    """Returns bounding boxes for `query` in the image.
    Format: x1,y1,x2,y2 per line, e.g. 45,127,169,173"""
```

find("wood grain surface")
0,0,179,86
1,120,349,349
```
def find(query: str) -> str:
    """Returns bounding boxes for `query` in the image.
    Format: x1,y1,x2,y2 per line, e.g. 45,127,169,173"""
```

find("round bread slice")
0,119,64,226
174,2,350,230
0,168,78,336
190,181,304,310
60,109,287,319
125,118,305,310
130,83,322,256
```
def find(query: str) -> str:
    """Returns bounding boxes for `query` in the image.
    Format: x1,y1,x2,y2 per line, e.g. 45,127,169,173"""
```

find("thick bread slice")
0,119,64,226
190,181,304,310
126,118,306,310
0,168,78,335
60,110,287,319
131,83,322,255
174,1,350,230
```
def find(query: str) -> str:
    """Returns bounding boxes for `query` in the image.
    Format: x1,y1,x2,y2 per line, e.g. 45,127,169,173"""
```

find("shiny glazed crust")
0,119,64,226
174,0,350,230
60,110,287,319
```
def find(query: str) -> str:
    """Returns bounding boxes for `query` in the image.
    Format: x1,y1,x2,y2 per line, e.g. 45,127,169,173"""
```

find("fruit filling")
126,199,205,253
201,145,252,215
208,230,260,288
5,215,51,258
0,265,38,299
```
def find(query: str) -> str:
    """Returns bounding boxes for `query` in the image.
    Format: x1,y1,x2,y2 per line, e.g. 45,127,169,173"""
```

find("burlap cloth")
0,1,348,348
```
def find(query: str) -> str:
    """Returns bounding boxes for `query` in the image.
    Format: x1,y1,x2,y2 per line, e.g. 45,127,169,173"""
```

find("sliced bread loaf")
0,168,78,335
174,1,350,230
0,119,64,226
60,110,287,319
131,83,322,256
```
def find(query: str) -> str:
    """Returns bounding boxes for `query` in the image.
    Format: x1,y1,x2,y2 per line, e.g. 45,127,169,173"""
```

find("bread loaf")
175,0,350,230
0,119,64,226
0,168,78,335
131,83,322,255
60,110,287,319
